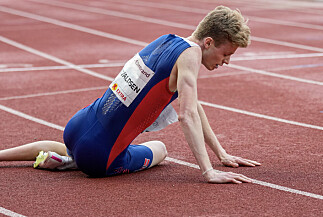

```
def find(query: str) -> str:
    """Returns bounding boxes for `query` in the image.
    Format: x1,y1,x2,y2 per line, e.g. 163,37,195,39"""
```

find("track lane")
3,0,323,51
0,107,322,217
1,0,322,216
104,0,323,30
1,1,323,83
1,85,322,195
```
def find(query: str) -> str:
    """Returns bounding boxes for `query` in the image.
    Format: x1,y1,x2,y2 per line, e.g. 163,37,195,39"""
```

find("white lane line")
1,52,323,74
0,62,125,73
228,64,323,86
198,71,251,79
0,63,32,68
197,0,323,14
2,51,323,74
0,6,148,47
0,104,64,131
0,207,26,217
24,0,323,52
0,86,107,101
165,157,323,200
0,103,322,200
229,0,323,10
271,63,323,72
231,52,323,61
0,36,114,81
248,16,323,31
199,100,323,131
251,36,323,53
104,0,323,31
27,0,197,30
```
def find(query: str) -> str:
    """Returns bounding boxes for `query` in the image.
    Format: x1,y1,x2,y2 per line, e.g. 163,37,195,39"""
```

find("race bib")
109,54,155,107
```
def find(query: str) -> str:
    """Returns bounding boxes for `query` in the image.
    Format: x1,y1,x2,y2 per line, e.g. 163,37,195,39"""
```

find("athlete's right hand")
203,169,253,184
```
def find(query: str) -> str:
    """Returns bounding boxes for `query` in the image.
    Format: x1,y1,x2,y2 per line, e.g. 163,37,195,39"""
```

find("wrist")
217,150,227,161
202,168,213,176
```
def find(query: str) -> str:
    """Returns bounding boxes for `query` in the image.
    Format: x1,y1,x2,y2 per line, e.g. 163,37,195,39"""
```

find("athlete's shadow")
101,163,204,184
0,162,31,168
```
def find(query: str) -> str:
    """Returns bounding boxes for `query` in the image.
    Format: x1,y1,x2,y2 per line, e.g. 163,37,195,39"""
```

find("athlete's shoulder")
179,44,202,64
175,47,201,78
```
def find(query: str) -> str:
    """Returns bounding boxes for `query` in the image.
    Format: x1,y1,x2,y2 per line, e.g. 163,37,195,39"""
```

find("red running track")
0,0,322,216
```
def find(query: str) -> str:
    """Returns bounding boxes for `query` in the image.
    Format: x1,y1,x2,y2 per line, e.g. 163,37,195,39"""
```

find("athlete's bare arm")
176,46,212,173
175,47,252,184
197,102,261,167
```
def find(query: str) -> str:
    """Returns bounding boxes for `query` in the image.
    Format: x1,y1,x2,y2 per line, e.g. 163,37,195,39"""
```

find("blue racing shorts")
63,106,153,177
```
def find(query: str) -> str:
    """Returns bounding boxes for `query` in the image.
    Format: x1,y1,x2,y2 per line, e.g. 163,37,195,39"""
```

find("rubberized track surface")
0,0,322,216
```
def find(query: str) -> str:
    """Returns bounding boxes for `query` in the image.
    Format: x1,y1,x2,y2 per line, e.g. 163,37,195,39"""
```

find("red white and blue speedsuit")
63,34,197,177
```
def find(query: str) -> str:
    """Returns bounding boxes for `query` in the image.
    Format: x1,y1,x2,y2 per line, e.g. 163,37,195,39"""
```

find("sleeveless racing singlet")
89,34,198,171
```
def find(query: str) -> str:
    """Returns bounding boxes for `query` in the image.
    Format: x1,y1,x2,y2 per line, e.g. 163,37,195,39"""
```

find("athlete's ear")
203,37,213,49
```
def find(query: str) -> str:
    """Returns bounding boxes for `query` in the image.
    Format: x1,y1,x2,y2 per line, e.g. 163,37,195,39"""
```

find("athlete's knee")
146,141,167,167
145,141,167,158
155,141,168,159
140,141,167,167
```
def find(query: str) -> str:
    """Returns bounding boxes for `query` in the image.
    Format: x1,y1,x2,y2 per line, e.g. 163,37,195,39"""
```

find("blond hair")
193,6,250,47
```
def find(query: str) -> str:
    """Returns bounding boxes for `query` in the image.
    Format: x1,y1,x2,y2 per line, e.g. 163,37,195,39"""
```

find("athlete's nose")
223,56,230,65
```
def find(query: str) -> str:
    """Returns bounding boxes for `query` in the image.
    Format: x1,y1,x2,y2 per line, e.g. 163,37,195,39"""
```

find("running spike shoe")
33,151,65,169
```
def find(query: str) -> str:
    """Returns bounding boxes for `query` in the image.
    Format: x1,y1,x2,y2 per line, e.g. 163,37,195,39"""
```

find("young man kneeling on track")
0,6,260,184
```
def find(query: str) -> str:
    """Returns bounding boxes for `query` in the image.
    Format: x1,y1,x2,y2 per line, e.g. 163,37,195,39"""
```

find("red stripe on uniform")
106,78,174,170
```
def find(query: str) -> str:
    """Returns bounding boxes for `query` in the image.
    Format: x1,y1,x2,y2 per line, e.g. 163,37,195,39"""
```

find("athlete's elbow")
178,110,199,126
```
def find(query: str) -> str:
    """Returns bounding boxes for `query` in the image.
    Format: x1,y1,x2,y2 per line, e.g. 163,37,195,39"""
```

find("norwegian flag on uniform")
142,158,150,169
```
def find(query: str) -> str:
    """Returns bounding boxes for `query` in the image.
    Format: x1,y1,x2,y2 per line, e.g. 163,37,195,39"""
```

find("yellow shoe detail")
33,151,48,168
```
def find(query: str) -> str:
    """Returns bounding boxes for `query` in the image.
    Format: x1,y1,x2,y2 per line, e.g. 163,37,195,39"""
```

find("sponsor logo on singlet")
111,83,118,91
109,53,155,107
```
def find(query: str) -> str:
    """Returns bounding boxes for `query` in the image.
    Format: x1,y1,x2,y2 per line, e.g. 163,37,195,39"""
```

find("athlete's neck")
186,36,203,48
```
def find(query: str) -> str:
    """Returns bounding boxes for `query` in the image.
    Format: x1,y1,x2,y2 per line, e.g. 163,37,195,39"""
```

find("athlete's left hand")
220,153,261,168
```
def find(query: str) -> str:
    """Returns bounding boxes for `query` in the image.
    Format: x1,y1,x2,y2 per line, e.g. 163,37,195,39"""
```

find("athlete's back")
64,34,196,176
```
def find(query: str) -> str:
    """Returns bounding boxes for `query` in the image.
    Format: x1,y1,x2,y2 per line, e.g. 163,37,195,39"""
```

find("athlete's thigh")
122,144,153,173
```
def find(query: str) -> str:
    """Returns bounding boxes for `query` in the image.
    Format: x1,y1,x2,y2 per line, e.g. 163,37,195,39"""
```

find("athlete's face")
201,38,238,71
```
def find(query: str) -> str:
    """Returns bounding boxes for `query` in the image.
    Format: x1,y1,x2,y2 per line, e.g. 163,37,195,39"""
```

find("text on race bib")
109,54,155,107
